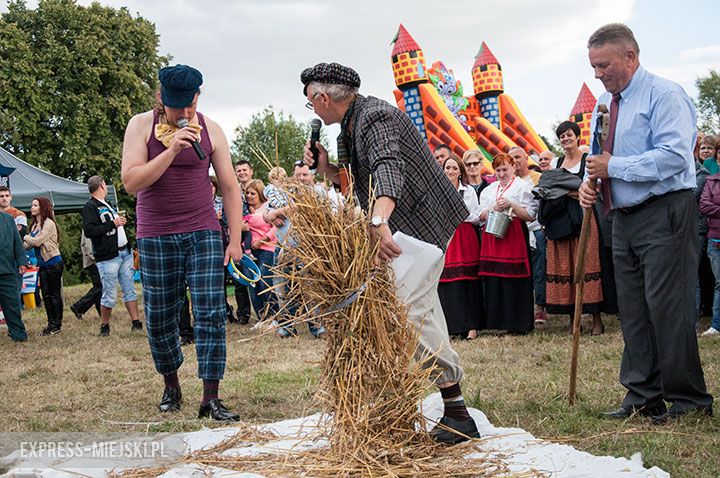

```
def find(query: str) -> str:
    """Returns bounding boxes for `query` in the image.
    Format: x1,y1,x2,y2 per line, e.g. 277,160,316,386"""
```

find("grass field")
3,284,719,477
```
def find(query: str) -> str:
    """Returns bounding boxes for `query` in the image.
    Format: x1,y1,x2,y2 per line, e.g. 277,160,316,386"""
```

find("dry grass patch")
3,287,719,477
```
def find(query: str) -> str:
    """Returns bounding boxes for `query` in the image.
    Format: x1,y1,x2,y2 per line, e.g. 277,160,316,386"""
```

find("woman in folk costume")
438,154,483,340
478,153,536,334
541,121,605,335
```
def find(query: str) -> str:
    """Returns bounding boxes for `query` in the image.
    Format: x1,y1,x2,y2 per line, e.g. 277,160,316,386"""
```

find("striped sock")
440,383,471,420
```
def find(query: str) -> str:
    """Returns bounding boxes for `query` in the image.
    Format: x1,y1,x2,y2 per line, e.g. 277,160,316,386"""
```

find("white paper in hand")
391,232,443,294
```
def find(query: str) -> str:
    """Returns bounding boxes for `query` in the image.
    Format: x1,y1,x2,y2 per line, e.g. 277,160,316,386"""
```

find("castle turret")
569,83,597,146
391,24,427,90
471,42,504,128
391,24,428,138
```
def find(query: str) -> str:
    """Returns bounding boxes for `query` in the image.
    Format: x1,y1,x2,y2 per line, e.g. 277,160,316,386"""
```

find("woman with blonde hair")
23,197,64,336
243,179,278,321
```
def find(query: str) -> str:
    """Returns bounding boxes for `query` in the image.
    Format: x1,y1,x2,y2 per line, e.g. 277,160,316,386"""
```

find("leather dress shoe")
430,416,481,445
198,398,240,421
158,387,182,413
651,405,713,425
602,402,666,419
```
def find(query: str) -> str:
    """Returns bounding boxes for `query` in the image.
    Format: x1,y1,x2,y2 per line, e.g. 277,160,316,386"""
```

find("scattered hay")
115,184,541,477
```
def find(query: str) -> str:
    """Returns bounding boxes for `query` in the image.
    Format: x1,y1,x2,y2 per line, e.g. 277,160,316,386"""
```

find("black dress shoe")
158,387,182,413
430,416,480,445
70,304,83,320
651,405,713,425
602,402,667,419
198,398,240,421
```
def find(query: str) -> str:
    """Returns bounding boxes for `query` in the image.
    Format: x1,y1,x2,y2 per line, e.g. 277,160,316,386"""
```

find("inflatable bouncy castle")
390,24,548,172
568,82,597,147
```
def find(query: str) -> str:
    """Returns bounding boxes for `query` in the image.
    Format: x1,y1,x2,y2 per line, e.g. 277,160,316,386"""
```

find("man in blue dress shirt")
579,23,713,424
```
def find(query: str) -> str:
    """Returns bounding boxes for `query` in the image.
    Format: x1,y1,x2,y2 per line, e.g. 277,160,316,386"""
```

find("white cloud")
8,0,715,149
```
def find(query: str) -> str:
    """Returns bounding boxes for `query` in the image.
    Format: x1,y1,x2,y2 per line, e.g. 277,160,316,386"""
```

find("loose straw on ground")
113,182,543,477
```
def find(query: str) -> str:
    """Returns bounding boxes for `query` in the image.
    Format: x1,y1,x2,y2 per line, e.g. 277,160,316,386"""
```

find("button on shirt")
590,66,697,208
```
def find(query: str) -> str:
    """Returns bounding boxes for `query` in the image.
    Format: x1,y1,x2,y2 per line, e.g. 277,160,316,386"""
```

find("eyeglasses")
305,92,320,110
465,162,481,167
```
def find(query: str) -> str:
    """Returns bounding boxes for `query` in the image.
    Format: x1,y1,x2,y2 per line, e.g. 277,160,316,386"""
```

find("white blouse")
478,177,537,220
458,184,481,225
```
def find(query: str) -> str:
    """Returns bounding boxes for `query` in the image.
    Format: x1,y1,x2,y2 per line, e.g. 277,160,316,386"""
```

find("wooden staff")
568,104,609,405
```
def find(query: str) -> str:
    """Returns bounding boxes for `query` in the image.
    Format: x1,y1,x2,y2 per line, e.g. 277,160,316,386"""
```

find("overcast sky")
3,0,719,154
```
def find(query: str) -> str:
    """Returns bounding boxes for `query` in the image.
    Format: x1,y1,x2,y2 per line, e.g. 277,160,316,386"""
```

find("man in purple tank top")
121,64,245,421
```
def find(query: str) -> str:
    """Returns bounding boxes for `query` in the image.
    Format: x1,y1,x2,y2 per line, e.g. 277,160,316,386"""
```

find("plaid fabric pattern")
342,95,468,250
138,230,227,380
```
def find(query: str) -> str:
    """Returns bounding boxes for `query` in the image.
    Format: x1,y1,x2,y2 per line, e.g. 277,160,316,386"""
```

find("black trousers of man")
72,264,102,317
613,191,713,412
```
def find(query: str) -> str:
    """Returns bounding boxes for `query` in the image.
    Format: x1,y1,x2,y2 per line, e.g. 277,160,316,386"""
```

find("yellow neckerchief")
154,117,203,149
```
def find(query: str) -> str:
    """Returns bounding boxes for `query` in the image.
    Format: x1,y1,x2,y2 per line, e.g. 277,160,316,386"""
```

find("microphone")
308,118,322,170
178,118,206,160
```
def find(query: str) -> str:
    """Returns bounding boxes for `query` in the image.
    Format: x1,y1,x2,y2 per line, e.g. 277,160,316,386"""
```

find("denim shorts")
96,247,138,308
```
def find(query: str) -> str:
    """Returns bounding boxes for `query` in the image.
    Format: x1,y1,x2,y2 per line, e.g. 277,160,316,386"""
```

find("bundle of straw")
115,181,528,477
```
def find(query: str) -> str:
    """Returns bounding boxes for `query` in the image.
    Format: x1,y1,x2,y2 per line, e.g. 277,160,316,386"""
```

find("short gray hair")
587,23,639,54
88,175,104,194
308,81,358,102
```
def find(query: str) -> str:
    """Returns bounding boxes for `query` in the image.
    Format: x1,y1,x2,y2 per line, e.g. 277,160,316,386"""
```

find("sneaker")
99,324,110,337
700,327,720,337
131,320,143,331
39,326,61,337
534,309,547,326
430,416,481,445
70,304,83,320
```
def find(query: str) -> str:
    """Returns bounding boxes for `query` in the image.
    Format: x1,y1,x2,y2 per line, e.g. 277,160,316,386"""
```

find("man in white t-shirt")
82,175,142,336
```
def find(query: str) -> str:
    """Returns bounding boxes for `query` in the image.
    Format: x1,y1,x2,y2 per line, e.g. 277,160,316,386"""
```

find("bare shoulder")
202,114,226,139
202,114,229,151
126,110,154,137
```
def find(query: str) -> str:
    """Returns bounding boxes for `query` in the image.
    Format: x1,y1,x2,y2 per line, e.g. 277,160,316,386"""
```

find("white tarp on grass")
2,394,669,478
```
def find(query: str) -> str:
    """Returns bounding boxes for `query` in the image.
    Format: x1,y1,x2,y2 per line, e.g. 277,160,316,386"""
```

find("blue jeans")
706,241,720,331
96,247,137,308
531,229,546,306
245,248,277,320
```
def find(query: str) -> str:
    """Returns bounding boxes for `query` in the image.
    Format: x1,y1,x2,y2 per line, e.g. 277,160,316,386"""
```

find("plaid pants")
138,230,226,380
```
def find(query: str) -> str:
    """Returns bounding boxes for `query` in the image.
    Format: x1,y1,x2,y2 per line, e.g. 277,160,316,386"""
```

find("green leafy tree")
0,0,167,283
0,0,166,181
231,105,331,181
696,70,720,134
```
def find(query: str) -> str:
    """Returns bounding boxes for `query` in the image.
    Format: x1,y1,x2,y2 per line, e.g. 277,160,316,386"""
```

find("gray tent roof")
0,146,116,213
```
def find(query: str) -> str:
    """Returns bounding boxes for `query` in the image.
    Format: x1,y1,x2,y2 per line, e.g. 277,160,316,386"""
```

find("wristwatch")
370,215,389,227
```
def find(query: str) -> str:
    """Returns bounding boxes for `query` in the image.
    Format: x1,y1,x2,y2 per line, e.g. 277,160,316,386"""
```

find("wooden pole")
568,104,609,406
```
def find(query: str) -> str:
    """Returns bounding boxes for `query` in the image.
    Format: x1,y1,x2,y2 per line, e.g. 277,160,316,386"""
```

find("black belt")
616,189,691,215
118,244,128,251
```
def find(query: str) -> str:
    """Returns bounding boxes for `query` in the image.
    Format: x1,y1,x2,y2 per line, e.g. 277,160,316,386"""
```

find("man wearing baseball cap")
122,64,245,421
300,62,479,444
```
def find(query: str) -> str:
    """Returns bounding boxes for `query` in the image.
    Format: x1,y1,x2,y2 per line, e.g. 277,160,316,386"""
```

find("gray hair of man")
87,175,104,194
587,23,640,54
307,81,359,102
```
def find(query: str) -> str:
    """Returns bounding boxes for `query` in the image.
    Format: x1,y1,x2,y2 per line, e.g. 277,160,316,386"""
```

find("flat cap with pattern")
159,64,203,108
301,62,361,96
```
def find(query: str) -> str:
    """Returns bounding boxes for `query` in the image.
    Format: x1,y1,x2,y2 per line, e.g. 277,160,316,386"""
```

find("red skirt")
440,222,480,282
478,219,531,278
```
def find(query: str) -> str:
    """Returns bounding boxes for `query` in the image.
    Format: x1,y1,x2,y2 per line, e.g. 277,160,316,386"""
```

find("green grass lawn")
3,284,719,477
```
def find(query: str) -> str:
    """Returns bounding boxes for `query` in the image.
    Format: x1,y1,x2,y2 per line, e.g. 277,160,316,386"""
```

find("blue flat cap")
159,64,203,108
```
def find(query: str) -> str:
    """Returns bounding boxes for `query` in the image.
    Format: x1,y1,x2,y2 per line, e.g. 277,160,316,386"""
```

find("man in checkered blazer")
301,62,479,444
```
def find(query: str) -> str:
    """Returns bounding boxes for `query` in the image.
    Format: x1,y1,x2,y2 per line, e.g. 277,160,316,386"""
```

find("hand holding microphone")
308,118,321,171
177,118,206,160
